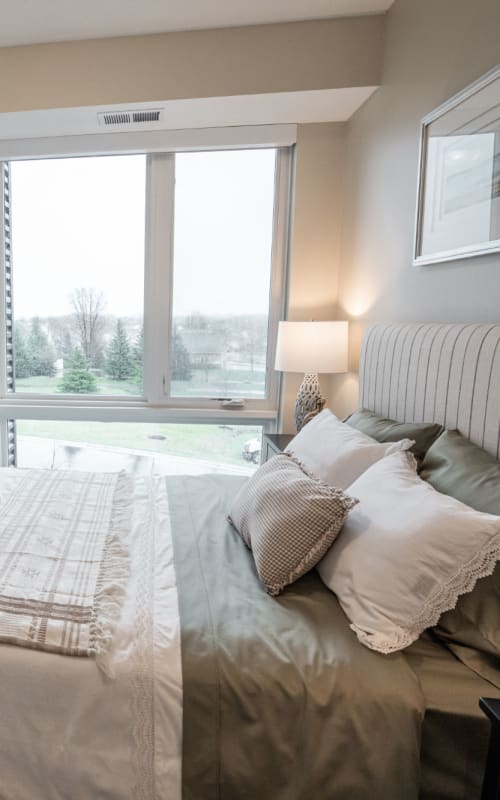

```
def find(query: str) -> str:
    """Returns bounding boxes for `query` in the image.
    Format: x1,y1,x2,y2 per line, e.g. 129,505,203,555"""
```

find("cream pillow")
317,450,500,653
286,408,413,489
228,454,357,596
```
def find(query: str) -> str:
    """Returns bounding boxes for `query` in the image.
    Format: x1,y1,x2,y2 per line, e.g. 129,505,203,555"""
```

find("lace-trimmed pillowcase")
285,408,414,489
317,450,500,653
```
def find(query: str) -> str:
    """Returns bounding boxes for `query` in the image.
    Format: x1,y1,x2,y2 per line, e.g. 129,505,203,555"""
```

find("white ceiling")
0,0,394,48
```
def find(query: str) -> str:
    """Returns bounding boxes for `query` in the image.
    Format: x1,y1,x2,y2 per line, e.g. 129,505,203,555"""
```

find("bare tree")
71,288,106,367
239,316,266,372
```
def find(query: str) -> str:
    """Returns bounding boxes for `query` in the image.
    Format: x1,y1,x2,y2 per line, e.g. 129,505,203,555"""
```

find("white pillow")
317,450,500,653
286,408,413,489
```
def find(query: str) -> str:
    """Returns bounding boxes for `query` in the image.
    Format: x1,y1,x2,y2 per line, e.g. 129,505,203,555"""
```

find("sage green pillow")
347,409,443,465
421,430,500,686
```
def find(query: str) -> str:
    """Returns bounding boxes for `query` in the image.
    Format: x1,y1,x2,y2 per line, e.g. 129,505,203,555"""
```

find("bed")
0,322,499,800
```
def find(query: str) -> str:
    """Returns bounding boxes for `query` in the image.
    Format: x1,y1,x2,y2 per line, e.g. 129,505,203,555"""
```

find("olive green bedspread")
406,632,500,800
167,474,426,800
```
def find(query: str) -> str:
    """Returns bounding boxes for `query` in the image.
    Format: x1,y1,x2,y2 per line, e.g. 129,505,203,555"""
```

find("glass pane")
170,149,276,398
418,72,500,259
10,155,145,395
15,420,261,475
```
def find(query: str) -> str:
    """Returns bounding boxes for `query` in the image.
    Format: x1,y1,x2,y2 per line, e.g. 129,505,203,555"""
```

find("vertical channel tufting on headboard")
359,323,500,458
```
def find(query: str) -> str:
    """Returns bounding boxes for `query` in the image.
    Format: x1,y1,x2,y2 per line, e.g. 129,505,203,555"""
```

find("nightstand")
479,697,500,799
262,433,294,463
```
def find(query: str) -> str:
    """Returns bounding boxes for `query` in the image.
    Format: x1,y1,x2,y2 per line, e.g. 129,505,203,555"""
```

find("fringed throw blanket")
0,469,130,674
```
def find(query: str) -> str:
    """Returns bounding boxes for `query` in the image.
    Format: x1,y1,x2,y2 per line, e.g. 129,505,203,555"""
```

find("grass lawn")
16,420,262,467
15,375,141,395
15,367,266,399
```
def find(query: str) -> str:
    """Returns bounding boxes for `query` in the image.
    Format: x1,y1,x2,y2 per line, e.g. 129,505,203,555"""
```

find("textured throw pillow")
347,409,443,466
317,450,500,654
286,408,414,489
421,430,500,682
228,453,358,597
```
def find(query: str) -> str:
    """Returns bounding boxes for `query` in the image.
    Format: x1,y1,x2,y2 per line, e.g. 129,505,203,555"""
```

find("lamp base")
294,373,325,431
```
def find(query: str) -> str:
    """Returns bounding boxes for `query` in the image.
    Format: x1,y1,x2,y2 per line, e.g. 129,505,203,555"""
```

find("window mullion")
266,146,293,410
143,153,175,404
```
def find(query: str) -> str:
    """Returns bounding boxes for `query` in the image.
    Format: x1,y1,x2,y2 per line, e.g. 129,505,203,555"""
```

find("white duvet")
0,471,182,800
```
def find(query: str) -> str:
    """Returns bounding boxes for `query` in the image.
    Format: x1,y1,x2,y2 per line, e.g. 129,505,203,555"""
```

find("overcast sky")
10,149,276,321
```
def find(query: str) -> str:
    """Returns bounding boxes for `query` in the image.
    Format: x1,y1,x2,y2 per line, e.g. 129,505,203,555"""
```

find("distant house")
180,330,227,369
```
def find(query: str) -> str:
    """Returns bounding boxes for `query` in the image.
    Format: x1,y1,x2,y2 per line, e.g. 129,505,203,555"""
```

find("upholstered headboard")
359,323,500,459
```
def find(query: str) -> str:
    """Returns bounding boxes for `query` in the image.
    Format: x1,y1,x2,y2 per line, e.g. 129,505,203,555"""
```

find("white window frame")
0,126,294,458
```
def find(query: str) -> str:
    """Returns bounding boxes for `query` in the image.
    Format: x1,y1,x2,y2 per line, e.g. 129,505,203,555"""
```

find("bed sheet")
406,632,500,800
0,473,182,800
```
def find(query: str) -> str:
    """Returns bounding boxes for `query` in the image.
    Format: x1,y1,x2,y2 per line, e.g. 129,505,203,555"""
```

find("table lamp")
275,321,348,431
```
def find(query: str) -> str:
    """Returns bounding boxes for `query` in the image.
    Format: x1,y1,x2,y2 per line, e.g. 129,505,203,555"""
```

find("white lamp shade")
275,321,348,374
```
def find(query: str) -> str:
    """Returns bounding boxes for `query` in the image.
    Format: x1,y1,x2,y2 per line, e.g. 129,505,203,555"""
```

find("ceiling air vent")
101,112,132,126
132,110,161,123
97,109,163,127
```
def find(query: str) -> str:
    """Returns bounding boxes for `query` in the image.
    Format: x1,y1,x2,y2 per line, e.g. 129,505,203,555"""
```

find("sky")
10,149,276,321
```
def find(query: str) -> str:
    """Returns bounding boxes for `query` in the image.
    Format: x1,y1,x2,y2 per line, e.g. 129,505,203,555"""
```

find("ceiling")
0,0,394,48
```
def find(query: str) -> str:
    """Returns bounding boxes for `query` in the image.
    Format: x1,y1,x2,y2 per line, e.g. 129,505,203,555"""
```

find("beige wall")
334,0,500,417
0,17,384,112
282,123,347,432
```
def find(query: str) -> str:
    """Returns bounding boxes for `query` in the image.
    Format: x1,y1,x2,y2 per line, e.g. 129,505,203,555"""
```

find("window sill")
0,398,278,424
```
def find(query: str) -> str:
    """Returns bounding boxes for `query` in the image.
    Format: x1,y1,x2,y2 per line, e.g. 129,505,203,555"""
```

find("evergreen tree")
62,330,73,360
47,316,73,363
14,326,31,379
27,317,56,376
172,328,192,380
106,319,134,380
59,349,97,393
132,326,144,389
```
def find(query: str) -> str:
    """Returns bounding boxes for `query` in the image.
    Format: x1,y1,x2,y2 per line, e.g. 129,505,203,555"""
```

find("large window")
0,135,292,468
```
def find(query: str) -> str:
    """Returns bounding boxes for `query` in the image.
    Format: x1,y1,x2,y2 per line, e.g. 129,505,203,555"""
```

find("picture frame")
414,64,500,266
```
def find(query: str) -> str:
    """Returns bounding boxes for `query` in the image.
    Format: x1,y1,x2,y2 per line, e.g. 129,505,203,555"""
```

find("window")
10,155,146,397
170,150,276,399
15,420,263,475
0,132,292,468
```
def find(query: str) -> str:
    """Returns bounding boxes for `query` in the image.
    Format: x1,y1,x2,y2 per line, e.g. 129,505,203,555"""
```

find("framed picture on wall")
414,64,500,266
